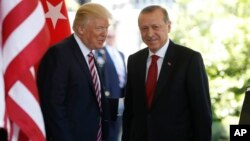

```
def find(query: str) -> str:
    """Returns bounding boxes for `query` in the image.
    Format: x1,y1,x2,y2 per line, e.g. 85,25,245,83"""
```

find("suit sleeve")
187,52,212,141
239,87,250,124
122,55,133,141
37,47,75,141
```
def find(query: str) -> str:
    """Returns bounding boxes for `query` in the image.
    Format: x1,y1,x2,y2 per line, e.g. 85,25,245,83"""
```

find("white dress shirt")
146,39,170,81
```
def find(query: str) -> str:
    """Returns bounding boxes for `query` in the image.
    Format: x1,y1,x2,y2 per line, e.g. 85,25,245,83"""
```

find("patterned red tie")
146,55,159,108
88,51,102,141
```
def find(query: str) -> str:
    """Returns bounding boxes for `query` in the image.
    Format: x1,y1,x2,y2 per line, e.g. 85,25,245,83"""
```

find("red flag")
1,0,71,140
1,0,50,140
0,36,5,130
40,0,71,46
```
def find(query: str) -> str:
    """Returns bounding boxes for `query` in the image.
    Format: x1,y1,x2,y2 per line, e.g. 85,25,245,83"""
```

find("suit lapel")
151,41,176,108
70,35,94,94
137,50,149,108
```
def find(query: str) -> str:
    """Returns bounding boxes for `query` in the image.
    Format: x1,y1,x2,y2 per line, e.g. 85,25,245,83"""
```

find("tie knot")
88,51,94,58
151,55,159,63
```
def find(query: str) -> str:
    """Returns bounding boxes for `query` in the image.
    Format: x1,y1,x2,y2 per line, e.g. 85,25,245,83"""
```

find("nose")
146,28,154,39
102,28,109,37
99,29,107,38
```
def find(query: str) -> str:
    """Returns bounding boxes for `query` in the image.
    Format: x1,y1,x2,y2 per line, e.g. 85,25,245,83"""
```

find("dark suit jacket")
122,40,212,141
239,86,250,124
0,128,7,141
95,47,126,120
37,35,109,141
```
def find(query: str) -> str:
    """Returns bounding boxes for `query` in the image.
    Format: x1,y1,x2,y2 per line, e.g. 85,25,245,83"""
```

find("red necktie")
146,55,159,108
88,52,102,141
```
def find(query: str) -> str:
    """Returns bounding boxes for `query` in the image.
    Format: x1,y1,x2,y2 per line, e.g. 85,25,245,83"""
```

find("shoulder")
45,35,75,56
129,47,148,60
172,41,199,55
126,48,148,69
41,35,76,64
170,41,202,60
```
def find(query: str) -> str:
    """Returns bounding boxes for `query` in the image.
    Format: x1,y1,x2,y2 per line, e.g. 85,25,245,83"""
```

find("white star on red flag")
45,1,67,29
0,0,71,140
41,0,71,46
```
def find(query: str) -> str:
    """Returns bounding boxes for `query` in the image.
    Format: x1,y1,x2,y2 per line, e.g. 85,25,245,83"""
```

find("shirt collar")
73,33,92,57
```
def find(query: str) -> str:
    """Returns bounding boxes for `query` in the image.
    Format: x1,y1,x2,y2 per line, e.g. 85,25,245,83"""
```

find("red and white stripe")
88,52,102,111
0,26,5,129
1,0,50,140
88,52,102,141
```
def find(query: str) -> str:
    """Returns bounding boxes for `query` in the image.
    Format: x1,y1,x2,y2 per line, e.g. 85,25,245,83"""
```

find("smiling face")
72,3,112,50
78,17,110,50
138,9,171,53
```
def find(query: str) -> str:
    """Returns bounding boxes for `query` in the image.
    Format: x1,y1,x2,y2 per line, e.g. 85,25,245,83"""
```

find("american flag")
0,0,71,140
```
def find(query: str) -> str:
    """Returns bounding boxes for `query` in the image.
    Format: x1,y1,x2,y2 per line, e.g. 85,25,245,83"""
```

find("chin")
96,46,103,49
149,46,160,52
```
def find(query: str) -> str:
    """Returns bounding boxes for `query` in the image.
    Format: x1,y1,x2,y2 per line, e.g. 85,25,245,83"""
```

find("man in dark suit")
37,3,112,141
122,5,212,141
95,30,126,141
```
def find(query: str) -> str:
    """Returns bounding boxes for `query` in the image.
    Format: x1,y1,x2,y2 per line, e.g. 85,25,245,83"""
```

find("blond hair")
72,3,112,32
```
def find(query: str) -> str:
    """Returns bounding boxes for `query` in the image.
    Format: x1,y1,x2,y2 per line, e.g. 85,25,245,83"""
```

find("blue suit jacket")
37,35,109,141
95,47,126,120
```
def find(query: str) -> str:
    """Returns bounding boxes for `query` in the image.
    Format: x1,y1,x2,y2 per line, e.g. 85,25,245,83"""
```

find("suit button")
105,91,110,97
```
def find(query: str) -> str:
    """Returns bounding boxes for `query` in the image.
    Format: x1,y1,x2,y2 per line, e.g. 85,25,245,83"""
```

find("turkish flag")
40,0,71,46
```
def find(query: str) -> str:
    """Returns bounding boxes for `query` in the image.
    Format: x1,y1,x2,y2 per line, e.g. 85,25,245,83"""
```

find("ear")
167,21,171,33
77,25,85,35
